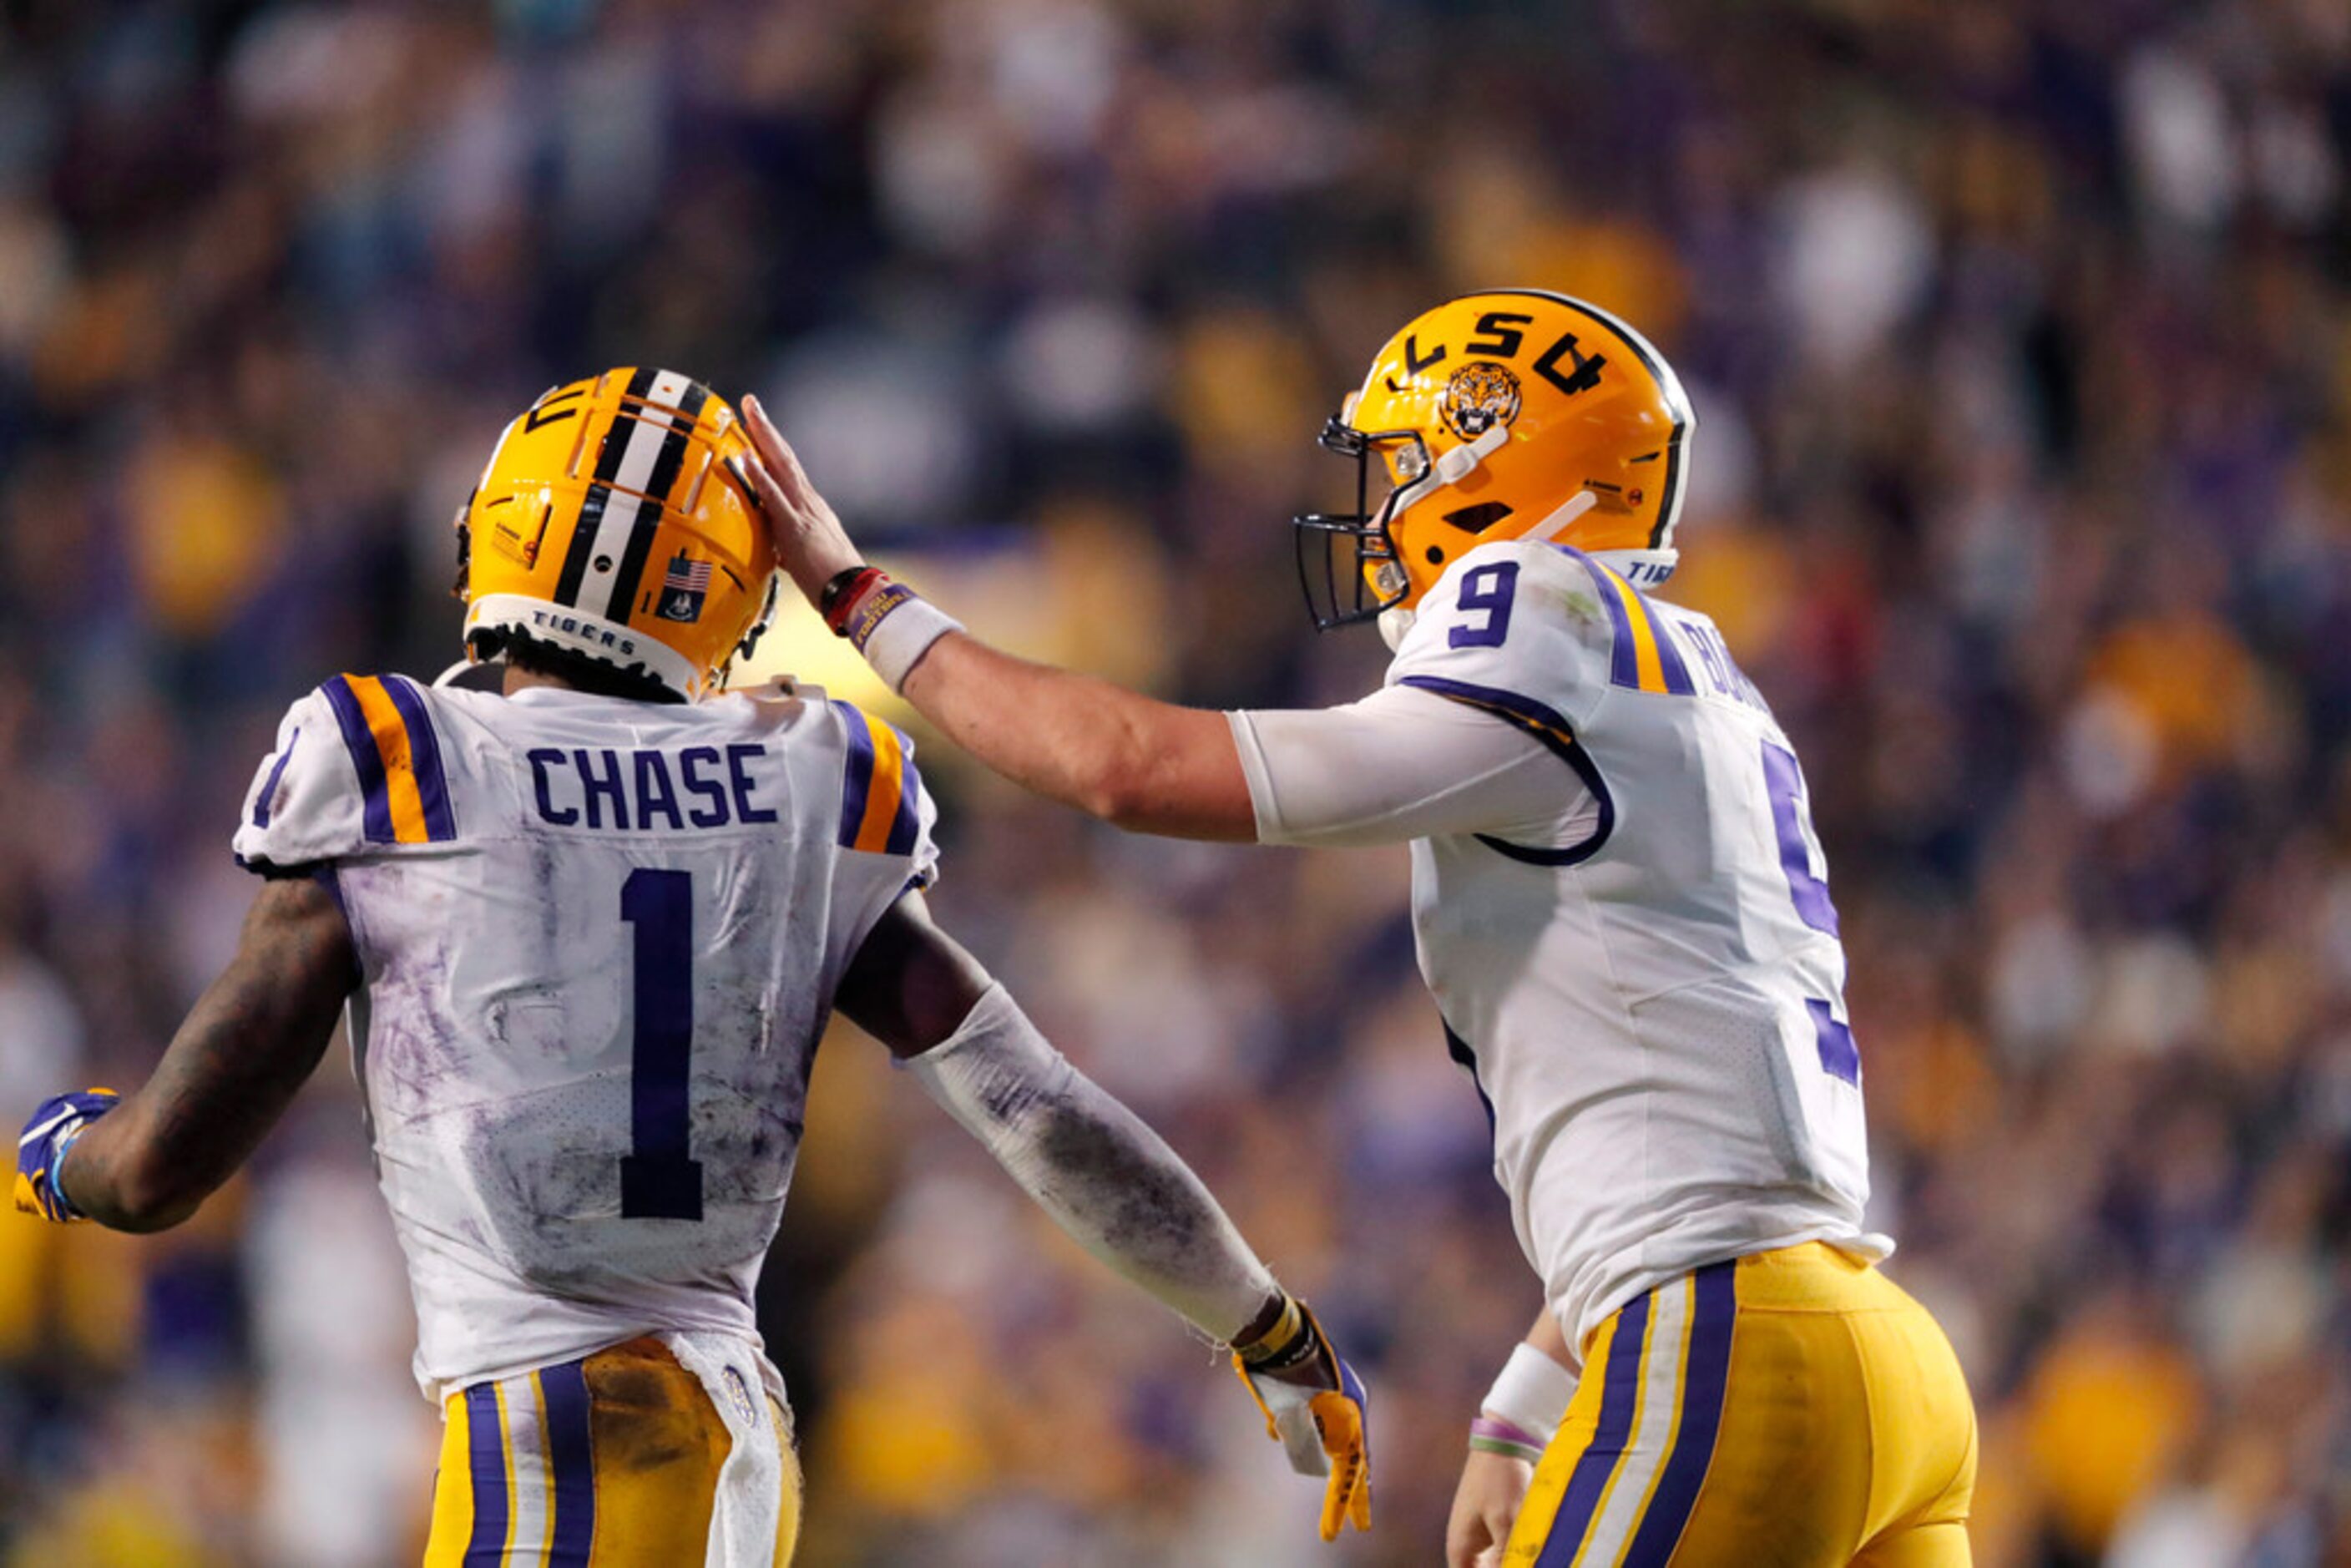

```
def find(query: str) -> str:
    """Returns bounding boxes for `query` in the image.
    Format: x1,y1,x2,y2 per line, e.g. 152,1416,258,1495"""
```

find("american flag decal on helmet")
655,550,713,623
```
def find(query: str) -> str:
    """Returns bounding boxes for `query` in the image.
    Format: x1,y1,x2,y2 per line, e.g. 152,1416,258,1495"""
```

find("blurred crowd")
1,0,2348,1563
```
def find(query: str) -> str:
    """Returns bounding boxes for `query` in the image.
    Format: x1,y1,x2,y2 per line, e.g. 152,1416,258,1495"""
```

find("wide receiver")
742,291,1979,1565
13,371,1369,1562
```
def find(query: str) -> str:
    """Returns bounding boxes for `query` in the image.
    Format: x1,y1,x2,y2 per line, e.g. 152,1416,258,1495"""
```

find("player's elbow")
1070,756,1152,828
96,1159,208,1233
1080,773,1150,830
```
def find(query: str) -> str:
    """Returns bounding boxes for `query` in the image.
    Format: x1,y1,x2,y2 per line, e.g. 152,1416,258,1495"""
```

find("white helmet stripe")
574,368,695,621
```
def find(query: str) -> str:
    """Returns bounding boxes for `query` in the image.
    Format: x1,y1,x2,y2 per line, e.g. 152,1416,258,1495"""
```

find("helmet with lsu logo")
1294,290,1695,642
455,367,778,701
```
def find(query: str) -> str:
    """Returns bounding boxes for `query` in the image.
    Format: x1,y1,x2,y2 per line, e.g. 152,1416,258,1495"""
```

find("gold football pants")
1505,1242,1977,1566
422,1336,801,1566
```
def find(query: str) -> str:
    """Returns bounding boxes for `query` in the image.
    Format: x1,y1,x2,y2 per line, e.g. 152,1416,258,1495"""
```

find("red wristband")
822,567,888,635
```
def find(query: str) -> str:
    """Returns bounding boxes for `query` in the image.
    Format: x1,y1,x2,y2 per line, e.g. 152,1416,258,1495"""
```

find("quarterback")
13,371,1370,1563
741,291,1979,1565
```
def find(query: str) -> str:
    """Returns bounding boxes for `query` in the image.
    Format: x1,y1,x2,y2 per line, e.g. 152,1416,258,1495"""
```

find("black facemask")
1291,415,1431,632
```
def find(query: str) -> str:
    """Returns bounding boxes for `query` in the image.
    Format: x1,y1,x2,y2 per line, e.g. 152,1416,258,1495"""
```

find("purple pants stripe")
1620,1262,1739,1567
1534,1289,1653,1566
461,1383,508,1566
539,1360,597,1565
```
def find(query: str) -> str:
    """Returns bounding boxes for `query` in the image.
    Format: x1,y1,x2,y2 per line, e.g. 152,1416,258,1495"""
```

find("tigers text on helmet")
1294,290,1696,635
457,368,779,701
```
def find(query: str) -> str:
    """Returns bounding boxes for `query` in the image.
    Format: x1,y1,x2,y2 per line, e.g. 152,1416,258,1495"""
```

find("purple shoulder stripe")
318,677,396,844
251,727,301,829
382,676,458,842
832,700,877,848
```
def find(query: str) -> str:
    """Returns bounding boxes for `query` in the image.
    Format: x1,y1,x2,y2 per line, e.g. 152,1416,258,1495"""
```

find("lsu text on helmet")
458,367,778,701
1295,290,1696,635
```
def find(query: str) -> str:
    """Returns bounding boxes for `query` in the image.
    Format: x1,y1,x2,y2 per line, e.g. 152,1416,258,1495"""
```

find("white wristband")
861,594,963,693
1482,1341,1575,1442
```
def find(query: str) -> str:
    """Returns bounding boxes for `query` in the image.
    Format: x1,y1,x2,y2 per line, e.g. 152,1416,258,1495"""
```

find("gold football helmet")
457,368,777,701
1295,290,1696,631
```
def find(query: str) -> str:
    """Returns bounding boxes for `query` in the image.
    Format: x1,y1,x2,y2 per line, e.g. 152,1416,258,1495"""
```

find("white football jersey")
1381,539,1883,1359
232,675,936,1400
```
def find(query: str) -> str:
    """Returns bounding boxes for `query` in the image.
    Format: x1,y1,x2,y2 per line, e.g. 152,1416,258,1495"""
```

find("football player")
741,291,1979,1566
13,371,1371,1564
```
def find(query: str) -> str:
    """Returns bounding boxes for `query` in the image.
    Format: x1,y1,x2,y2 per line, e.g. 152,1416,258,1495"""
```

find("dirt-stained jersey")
233,675,935,1401
1378,539,1883,1361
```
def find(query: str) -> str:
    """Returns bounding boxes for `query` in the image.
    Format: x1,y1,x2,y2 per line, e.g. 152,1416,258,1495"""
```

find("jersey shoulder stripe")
1395,674,1615,867
830,700,922,857
1557,547,1694,697
248,726,301,829
318,674,458,845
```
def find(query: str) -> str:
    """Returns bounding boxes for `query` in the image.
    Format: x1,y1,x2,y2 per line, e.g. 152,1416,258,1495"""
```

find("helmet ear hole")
1424,545,1445,565
1442,502,1514,534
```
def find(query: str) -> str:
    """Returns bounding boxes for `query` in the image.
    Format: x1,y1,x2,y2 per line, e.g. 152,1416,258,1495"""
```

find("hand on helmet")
736,395,864,609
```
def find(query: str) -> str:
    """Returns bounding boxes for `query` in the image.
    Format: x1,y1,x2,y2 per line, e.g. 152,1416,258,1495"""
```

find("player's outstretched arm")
834,892,1371,1540
15,875,357,1233
741,398,1582,854
738,396,1257,842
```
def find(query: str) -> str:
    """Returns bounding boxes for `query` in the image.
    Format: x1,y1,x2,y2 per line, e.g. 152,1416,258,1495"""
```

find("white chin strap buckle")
1391,424,1509,518
1432,423,1509,484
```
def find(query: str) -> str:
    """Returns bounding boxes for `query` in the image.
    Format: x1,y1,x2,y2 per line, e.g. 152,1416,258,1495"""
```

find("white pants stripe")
493,1371,557,1567
1578,1276,1692,1565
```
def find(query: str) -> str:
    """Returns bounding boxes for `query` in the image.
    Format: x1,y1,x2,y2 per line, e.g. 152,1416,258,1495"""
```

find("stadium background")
0,1,2347,1563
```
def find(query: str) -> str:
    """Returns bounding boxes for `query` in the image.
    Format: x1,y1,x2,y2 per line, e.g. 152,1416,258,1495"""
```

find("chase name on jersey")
528,744,778,831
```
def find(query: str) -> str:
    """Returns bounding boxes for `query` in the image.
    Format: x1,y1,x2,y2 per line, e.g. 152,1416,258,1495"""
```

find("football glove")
1233,1295,1372,1541
14,1088,118,1224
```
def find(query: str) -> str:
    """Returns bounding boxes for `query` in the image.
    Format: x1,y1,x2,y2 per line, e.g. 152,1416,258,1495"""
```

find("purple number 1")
1762,741,1859,1085
619,867,702,1220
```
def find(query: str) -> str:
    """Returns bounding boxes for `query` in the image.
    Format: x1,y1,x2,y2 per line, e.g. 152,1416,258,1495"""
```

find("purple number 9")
1762,742,1858,1083
1449,562,1519,649
1761,740,1839,938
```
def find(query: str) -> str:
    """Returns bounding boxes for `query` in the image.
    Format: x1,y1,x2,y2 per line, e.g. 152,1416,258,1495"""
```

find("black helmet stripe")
605,380,709,621
551,370,650,608
552,370,703,620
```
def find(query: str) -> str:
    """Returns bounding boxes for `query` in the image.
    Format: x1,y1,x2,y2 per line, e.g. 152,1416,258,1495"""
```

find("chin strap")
1388,424,1510,523
1523,490,1598,543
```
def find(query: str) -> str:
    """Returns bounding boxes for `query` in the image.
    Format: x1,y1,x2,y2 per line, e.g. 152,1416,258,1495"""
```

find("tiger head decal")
1438,361,1523,443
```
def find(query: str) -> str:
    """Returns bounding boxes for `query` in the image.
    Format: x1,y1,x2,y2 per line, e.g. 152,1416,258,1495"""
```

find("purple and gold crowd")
0,2,2347,1563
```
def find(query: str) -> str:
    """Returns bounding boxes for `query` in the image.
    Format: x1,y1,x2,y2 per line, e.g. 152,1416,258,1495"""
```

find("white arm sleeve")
1226,683,1597,849
904,984,1280,1343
